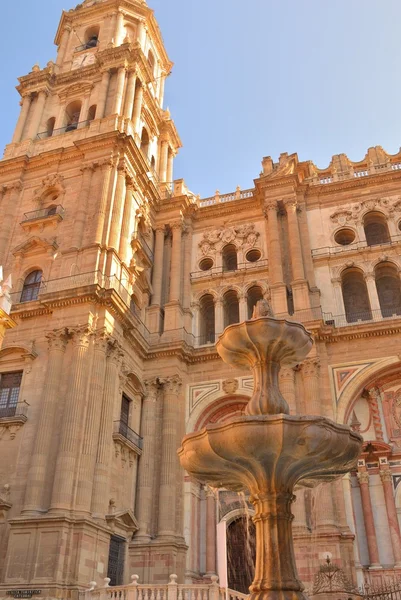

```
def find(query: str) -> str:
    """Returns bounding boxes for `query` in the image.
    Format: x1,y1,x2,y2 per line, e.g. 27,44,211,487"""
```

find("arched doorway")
227,515,256,593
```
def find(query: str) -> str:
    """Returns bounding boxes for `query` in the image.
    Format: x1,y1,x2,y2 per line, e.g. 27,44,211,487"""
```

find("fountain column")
205,488,217,576
357,470,381,568
380,468,401,567
250,492,304,596
158,375,183,538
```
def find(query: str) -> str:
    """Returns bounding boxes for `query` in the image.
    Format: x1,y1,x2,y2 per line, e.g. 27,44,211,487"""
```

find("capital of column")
160,374,183,395
144,377,160,400
155,224,166,233
279,366,295,381
93,328,111,353
106,338,124,364
263,200,278,216
301,357,320,377
364,271,375,281
283,198,299,213
171,219,184,232
69,325,93,349
46,328,70,352
331,277,342,286
380,469,393,484
357,470,370,485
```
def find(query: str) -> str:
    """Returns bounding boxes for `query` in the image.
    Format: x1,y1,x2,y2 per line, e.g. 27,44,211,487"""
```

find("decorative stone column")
169,221,183,302
119,178,134,263
284,199,310,311
151,226,165,306
93,159,116,245
380,468,401,567
365,272,381,313
56,25,71,66
316,482,337,530
159,140,169,182
205,487,217,576
50,326,93,512
215,299,224,336
132,82,143,134
123,70,137,119
91,339,123,517
167,150,174,184
135,378,160,541
357,470,381,568
81,93,91,124
331,277,346,319
263,200,287,314
113,66,127,115
301,357,321,415
71,164,95,249
279,366,296,414
12,95,32,143
97,70,111,119
182,225,193,332
108,164,126,250
157,375,183,538
23,329,70,513
75,330,108,514
27,90,48,139
0,183,22,265
239,292,248,322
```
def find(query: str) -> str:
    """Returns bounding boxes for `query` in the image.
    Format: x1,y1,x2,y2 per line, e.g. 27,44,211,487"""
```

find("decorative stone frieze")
199,223,260,256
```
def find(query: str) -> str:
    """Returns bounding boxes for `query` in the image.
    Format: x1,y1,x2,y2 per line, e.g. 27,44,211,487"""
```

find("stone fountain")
179,301,362,600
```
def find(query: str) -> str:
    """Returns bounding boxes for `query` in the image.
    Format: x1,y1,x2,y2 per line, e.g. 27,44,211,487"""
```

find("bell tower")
0,0,187,596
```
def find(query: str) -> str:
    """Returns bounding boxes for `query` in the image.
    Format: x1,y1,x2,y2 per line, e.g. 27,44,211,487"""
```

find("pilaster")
357,470,381,568
379,468,401,567
263,200,287,314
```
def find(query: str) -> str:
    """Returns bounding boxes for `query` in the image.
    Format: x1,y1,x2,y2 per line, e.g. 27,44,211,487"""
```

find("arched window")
375,262,401,317
84,26,100,49
341,268,372,323
20,270,43,303
363,212,390,246
46,117,55,138
147,49,156,76
87,105,97,122
223,290,240,328
140,128,150,158
199,294,215,344
222,244,238,272
247,286,264,319
65,100,82,132
150,155,156,170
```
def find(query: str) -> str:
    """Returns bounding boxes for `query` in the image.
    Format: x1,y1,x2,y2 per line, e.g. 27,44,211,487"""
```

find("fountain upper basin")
178,414,362,493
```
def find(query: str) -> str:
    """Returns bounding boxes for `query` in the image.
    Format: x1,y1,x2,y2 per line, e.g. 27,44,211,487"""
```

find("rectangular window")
0,371,23,417
107,535,125,586
121,394,131,426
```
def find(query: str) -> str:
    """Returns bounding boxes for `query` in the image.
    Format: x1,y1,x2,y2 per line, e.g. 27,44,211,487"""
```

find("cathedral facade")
0,0,401,597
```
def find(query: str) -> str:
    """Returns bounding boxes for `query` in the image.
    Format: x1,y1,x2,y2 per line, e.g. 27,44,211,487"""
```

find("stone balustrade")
85,575,231,600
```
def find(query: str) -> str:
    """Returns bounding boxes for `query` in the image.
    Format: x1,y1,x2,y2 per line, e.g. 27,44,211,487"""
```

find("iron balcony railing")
75,40,99,52
137,233,154,262
311,234,401,258
0,401,29,419
113,421,143,450
322,306,401,328
36,120,91,140
191,259,268,280
22,205,64,223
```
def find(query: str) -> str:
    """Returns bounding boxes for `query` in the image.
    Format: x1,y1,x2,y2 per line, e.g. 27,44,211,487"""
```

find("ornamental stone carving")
357,471,369,485
199,223,260,256
379,469,393,483
330,195,401,227
222,378,239,395
160,375,182,395
33,173,65,206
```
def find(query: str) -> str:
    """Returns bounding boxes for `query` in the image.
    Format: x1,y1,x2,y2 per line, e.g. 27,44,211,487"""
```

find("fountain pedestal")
179,312,362,600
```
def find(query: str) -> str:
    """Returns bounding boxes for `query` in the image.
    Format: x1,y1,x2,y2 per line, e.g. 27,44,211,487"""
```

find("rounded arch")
187,389,252,434
246,285,264,319
140,127,150,158
195,288,219,304
125,371,145,396
84,25,100,47
65,100,82,131
194,395,249,431
222,243,238,272
199,293,215,344
341,266,372,323
337,357,400,424
220,506,255,526
147,49,156,75
20,269,43,303
223,288,240,327
363,211,390,246
374,261,401,317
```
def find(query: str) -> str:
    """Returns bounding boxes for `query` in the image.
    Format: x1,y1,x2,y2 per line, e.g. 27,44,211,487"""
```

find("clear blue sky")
1,1,400,197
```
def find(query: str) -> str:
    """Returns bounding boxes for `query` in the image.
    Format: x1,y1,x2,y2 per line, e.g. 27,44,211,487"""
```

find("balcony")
311,234,401,259
131,232,154,266
36,120,90,140
21,205,64,231
113,421,143,455
322,307,401,329
191,259,268,281
198,188,254,208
